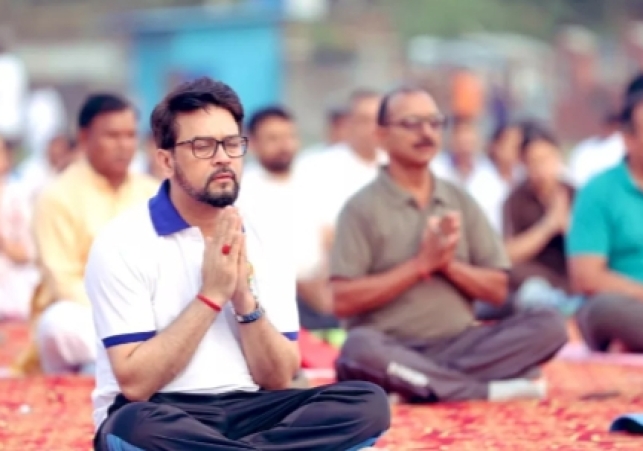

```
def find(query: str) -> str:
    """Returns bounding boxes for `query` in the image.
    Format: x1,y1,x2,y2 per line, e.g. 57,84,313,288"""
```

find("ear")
375,126,387,145
248,136,258,156
77,128,89,148
157,149,175,176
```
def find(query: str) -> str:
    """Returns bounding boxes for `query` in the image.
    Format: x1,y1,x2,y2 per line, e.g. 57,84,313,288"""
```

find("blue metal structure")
110,1,285,131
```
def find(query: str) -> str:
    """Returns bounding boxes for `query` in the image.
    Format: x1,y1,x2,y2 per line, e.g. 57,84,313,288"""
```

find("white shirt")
0,179,40,319
85,180,299,429
431,152,510,232
568,133,625,188
236,165,303,284
0,53,28,140
292,143,387,278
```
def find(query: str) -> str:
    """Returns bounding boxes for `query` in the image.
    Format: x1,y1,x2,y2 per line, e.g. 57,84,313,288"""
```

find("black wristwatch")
235,302,265,324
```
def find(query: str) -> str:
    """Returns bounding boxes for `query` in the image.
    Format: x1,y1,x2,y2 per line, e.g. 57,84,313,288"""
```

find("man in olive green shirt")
330,87,567,402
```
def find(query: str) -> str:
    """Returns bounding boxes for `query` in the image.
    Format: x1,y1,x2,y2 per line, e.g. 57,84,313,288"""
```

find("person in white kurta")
0,139,39,320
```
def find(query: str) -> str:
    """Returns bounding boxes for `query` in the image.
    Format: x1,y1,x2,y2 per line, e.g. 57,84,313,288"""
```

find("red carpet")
2,323,643,450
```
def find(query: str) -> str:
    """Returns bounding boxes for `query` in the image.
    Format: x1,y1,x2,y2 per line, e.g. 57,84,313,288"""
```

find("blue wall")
129,14,283,132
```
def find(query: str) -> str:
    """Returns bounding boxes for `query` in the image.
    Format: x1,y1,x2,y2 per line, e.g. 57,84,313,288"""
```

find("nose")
210,142,233,166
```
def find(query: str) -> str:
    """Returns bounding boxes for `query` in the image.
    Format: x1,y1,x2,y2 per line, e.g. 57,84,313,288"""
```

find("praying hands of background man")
416,211,462,277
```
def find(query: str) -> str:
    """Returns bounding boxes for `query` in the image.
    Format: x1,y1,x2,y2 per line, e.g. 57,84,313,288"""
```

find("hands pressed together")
200,207,254,312
415,211,461,278
541,187,571,235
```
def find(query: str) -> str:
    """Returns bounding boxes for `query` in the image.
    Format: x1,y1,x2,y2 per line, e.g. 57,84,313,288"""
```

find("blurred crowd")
1,42,643,403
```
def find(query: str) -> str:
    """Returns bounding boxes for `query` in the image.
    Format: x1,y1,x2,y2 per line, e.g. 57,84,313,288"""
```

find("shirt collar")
77,157,131,192
618,157,642,194
376,166,449,207
148,180,191,236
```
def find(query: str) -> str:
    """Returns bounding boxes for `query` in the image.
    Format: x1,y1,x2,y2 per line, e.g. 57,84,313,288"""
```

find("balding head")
377,86,435,126
376,86,444,168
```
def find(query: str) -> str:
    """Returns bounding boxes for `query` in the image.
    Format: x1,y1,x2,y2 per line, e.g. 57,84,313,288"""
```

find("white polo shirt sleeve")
245,220,299,340
85,228,157,348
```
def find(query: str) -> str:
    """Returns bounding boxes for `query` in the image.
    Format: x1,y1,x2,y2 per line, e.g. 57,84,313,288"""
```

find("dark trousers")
576,293,643,352
94,381,389,451
336,308,568,402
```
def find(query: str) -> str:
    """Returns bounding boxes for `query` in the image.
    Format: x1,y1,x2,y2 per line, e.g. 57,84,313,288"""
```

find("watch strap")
235,302,265,324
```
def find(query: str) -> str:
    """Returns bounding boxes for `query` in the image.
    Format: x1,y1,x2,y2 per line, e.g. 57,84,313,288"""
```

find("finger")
212,209,231,245
215,208,237,246
228,231,244,264
203,236,215,254
427,216,440,232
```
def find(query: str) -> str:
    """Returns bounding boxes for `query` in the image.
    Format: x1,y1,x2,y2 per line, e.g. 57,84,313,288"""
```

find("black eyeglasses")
174,136,249,159
383,116,448,132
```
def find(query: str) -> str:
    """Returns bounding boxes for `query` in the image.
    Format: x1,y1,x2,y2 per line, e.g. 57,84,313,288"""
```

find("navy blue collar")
148,180,191,236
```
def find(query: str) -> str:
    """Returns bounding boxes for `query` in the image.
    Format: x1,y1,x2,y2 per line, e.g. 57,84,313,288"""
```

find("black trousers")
94,381,389,451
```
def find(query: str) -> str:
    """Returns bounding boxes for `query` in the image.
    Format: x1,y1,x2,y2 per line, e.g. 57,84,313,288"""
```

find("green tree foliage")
384,0,636,40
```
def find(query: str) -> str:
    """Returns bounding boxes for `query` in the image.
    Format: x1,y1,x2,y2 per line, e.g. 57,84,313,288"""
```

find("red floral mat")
0,363,642,451
2,323,643,450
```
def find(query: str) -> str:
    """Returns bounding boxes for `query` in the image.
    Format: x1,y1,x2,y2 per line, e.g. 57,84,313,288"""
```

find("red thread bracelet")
197,294,222,312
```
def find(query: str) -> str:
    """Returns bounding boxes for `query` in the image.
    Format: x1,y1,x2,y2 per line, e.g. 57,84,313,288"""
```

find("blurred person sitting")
236,107,334,330
568,110,624,188
503,124,580,316
487,121,525,187
431,116,508,232
300,106,349,155
0,137,40,320
568,93,643,353
330,86,567,403
15,93,159,375
0,36,28,143
293,90,385,330
20,134,78,202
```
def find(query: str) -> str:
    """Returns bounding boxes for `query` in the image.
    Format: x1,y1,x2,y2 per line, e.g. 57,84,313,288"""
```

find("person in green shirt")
567,93,643,353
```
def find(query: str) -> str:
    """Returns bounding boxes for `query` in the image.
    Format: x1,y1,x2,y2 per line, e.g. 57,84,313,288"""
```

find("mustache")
207,168,237,184
414,139,435,148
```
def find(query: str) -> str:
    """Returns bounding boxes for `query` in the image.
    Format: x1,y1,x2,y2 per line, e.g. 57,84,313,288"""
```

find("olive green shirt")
330,168,510,341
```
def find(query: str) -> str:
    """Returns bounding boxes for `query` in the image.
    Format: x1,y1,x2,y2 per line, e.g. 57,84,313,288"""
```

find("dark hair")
246,106,292,136
451,115,476,131
376,85,426,126
519,122,559,157
78,94,132,129
625,73,643,100
327,106,348,124
620,92,643,132
49,134,76,150
150,77,244,150
489,121,519,145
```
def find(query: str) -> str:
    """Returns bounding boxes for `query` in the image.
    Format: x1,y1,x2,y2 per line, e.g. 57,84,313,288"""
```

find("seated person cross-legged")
502,123,580,316
88,78,389,451
567,93,643,354
330,86,568,403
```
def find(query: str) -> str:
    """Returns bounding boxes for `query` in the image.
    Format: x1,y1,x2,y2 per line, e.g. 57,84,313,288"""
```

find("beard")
260,152,293,175
174,164,240,208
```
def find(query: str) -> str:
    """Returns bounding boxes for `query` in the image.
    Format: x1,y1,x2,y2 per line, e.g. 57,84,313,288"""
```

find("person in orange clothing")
14,93,159,375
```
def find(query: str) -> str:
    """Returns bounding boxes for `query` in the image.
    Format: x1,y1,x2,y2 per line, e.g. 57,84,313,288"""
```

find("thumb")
427,216,440,231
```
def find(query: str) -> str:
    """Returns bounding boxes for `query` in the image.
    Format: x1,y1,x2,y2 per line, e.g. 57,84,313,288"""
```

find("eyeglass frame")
380,115,449,132
173,135,249,159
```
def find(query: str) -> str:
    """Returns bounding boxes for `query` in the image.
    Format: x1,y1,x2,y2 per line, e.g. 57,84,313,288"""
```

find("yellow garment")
13,159,159,375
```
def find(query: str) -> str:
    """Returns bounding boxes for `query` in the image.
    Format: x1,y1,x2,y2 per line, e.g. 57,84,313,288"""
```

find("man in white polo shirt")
86,77,389,451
